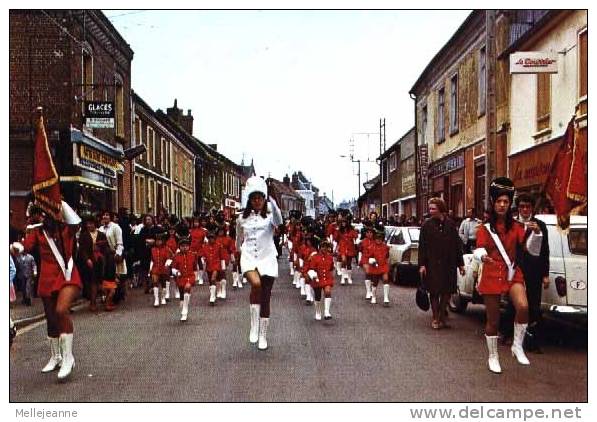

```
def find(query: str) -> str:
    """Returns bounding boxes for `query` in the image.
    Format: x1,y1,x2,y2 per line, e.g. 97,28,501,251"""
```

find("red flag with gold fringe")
544,116,587,230
32,110,62,221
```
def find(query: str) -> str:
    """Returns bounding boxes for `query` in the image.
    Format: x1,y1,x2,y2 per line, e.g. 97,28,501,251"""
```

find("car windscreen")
407,228,420,243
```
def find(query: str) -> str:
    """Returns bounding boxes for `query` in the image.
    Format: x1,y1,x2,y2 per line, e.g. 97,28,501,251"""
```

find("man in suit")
516,193,550,352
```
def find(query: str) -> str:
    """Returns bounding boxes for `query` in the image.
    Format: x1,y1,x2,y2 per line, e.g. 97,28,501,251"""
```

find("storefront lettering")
429,154,464,178
79,144,123,172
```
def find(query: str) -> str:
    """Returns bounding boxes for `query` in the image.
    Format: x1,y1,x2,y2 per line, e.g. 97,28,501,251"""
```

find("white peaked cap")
241,176,268,207
60,201,82,225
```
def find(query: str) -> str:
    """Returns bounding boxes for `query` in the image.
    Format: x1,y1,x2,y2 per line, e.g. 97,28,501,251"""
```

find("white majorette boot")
41,336,62,373
305,284,314,305
370,286,377,304
175,282,180,299
180,293,190,321
218,279,227,299
209,285,217,305
232,272,239,289
340,268,347,285
299,277,307,297
347,269,353,284
258,317,269,350
164,281,171,301
237,273,244,289
324,297,332,320
335,261,342,276
383,284,390,307
57,333,75,380
365,279,372,299
161,287,167,305
314,301,322,320
249,304,260,343
197,270,204,285
486,335,502,374
153,286,160,307
511,322,531,365
289,265,295,276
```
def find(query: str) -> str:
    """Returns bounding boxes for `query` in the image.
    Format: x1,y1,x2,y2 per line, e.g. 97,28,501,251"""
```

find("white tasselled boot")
197,270,204,285
249,304,260,343
383,284,390,307
258,317,269,350
365,279,372,299
41,336,62,373
340,268,347,285
486,335,502,374
209,285,217,305
57,333,75,380
165,281,171,301
335,261,342,276
314,301,322,320
161,287,167,305
153,287,160,307
305,284,314,305
181,293,190,321
370,286,377,304
299,277,306,297
324,297,332,320
218,279,227,299
347,269,353,284
511,323,531,365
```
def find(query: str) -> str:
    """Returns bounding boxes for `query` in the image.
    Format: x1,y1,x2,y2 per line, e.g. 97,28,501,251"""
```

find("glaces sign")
85,101,115,128
510,52,558,74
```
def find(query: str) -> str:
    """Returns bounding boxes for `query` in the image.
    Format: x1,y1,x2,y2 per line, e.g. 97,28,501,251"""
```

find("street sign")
85,101,115,128
510,52,558,74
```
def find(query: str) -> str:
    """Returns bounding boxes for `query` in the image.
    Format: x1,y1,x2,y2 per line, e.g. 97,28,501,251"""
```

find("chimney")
166,99,194,135
283,174,290,186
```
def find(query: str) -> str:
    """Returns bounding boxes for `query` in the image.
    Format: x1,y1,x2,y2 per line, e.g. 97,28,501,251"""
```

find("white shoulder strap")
484,223,515,281
43,230,73,281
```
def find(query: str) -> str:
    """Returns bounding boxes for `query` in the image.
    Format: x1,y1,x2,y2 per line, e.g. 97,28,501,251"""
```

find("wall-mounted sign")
73,144,124,178
428,152,464,178
418,145,429,195
85,101,115,128
510,52,558,74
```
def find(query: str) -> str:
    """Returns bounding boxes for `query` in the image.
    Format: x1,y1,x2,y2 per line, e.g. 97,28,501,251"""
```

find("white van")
449,215,587,324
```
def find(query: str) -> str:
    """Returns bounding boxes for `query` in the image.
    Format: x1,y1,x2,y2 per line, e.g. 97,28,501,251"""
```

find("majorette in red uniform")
290,227,304,288
171,237,198,321
472,177,544,374
305,240,335,320
165,226,178,300
216,226,237,292
362,230,391,306
149,232,173,307
358,227,375,299
298,239,317,305
201,232,228,305
336,220,358,285
190,219,207,285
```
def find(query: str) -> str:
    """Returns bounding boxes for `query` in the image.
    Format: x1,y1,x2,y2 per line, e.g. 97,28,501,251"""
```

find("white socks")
153,287,160,307
383,284,390,305
314,301,322,320
371,286,377,304
181,293,190,321
209,285,217,305
324,297,332,320
365,279,372,299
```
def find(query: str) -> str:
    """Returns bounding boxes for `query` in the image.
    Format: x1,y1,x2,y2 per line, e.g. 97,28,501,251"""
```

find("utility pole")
485,10,497,208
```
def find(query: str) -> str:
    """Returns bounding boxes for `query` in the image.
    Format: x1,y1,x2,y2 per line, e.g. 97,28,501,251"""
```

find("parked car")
449,215,587,325
386,226,421,285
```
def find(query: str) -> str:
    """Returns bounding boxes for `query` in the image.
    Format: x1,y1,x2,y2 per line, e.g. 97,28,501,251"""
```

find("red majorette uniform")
359,236,375,299
475,221,526,295
171,249,198,321
217,233,239,289
337,228,358,284
325,222,338,243
190,227,207,256
23,226,82,297
298,243,317,303
290,230,304,287
150,244,173,307
305,250,335,320
201,241,228,304
286,222,296,267
166,235,178,254
362,241,390,305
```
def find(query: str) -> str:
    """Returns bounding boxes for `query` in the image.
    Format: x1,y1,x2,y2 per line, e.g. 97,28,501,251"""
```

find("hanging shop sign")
85,101,115,128
73,144,124,178
510,52,558,74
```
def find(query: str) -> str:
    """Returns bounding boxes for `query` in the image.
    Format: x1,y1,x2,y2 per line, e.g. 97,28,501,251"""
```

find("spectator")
99,211,127,302
459,208,481,254
77,215,107,311
12,242,37,306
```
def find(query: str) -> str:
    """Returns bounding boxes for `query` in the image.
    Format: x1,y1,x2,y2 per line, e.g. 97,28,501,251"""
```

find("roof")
379,127,415,160
266,178,303,200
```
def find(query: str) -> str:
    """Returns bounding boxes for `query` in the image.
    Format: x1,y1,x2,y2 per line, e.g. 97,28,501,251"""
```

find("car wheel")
448,288,469,313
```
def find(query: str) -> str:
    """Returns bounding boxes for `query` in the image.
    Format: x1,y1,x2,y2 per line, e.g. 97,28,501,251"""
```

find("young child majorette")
216,225,237,292
362,229,391,306
336,218,358,285
149,231,173,307
298,234,318,305
170,236,197,321
306,240,335,320
358,226,375,299
227,216,244,289
286,212,300,277
201,231,228,305
190,217,207,286
166,225,179,299
325,213,339,274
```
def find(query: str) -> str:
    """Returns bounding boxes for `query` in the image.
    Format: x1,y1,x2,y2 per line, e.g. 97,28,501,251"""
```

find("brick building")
266,176,305,219
9,10,133,228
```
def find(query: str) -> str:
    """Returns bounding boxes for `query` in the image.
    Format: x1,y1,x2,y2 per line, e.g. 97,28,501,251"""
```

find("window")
450,74,458,134
568,229,587,255
82,48,93,102
134,116,142,159
537,73,551,132
115,75,124,137
421,105,428,145
146,126,155,166
160,137,165,172
382,203,388,219
578,28,587,115
479,46,486,115
148,179,155,213
437,88,445,142
389,152,397,172
382,159,388,184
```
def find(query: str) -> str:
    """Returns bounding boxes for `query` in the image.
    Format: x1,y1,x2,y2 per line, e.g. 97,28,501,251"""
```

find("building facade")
9,10,133,228
267,177,305,218
290,171,319,218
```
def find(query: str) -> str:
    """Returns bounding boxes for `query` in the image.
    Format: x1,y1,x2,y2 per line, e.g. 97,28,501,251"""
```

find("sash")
484,223,515,282
43,230,73,281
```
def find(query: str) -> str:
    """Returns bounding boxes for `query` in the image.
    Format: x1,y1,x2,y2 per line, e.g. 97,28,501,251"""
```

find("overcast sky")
105,10,471,204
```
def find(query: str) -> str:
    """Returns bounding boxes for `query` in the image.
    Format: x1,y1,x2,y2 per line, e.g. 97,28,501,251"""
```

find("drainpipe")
410,92,419,217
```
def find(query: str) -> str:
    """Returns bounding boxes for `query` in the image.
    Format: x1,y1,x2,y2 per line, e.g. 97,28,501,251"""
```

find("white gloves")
368,258,377,265
172,268,181,277
165,259,172,267
307,270,318,280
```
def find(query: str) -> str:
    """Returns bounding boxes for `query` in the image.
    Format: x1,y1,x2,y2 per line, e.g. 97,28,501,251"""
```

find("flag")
32,111,62,221
544,116,588,230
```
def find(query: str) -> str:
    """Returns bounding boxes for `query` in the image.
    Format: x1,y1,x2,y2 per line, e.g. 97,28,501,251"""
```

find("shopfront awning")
60,176,116,191
70,128,125,159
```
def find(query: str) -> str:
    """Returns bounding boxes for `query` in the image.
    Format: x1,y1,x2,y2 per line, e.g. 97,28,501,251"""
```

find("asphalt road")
9,256,587,402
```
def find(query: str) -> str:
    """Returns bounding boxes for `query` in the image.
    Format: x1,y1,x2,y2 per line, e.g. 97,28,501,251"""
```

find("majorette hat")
489,177,516,204
241,176,268,206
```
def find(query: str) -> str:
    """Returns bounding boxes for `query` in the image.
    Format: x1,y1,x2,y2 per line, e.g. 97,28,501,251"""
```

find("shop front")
429,151,465,218
61,128,124,215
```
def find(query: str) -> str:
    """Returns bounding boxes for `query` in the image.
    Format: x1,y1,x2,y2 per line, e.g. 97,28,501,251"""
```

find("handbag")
415,275,430,312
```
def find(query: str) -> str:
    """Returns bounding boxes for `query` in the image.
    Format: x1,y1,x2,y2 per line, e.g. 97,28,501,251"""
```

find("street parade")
8,9,587,409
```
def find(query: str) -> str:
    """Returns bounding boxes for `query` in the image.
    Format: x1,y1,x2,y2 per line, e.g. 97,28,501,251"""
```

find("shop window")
389,152,397,172
437,88,445,143
536,73,551,132
479,46,486,116
450,74,458,134
115,75,124,138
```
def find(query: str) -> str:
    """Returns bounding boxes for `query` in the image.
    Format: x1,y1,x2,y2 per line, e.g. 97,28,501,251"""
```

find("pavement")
9,254,588,402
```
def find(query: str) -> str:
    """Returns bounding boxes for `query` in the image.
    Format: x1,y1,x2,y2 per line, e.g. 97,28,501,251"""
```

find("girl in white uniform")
236,176,283,350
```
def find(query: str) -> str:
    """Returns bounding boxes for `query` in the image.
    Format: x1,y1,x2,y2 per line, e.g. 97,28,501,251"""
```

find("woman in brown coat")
418,197,465,329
